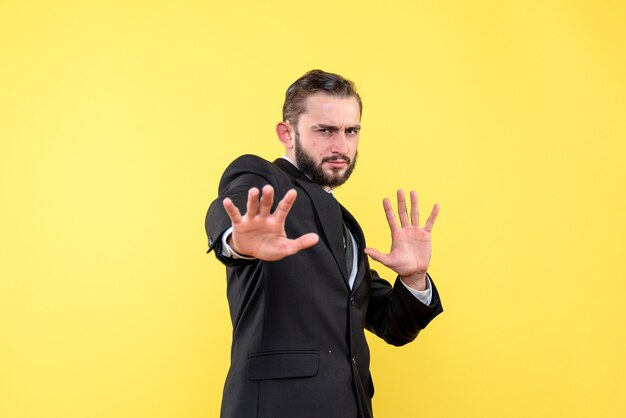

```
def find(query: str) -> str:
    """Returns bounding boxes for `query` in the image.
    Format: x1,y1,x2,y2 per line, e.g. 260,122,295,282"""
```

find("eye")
316,128,333,136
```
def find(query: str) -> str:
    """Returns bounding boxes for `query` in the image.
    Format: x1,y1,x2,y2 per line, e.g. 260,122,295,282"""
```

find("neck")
281,155,333,193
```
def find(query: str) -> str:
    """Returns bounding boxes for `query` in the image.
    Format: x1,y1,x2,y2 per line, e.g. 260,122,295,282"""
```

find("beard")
294,133,357,189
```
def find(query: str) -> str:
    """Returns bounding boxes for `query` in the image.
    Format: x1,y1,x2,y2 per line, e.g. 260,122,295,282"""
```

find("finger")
222,197,242,223
273,189,297,223
382,198,399,232
397,189,409,227
259,185,274,217
410,190,419,226
424,203,440,233
246,187,260,217
364,247,390,265
285,233,319,255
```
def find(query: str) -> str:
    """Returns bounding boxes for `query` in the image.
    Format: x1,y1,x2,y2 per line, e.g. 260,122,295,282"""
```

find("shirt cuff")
400,276,433,306
220,227,256,260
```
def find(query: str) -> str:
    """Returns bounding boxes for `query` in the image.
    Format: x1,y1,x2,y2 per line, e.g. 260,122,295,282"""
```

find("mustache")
321,155,351,164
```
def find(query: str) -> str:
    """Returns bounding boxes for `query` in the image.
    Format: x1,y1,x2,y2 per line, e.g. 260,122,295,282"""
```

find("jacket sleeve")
205,155,280,266
365,271,443,346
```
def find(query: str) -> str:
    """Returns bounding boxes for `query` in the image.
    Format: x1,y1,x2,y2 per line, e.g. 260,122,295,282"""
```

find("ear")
276,121,294,150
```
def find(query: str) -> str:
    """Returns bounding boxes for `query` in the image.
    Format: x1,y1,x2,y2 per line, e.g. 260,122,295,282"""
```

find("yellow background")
1,1,625,417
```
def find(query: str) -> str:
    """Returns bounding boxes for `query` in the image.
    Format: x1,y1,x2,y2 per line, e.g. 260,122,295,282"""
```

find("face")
289,93,361,189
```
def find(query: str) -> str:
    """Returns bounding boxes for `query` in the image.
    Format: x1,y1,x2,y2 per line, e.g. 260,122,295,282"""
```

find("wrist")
400,272,427,291
226,233,251,257
226,234,236,251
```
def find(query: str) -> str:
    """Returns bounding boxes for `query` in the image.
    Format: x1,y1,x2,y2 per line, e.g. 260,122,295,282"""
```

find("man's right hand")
222,185,319,261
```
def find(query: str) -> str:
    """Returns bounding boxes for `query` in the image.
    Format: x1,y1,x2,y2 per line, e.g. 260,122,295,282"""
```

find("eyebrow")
314,124,361,131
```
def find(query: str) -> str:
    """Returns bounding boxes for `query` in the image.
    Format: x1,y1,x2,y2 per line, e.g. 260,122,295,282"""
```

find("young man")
206,70,443,418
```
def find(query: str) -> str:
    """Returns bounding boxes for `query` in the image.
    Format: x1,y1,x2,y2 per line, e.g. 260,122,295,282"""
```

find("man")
205,70,443,418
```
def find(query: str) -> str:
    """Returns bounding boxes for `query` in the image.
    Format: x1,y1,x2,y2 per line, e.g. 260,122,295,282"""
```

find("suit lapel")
273,158,350,284
341,205,367,293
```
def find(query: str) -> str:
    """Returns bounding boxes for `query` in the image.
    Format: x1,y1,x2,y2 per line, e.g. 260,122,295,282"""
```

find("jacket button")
350,297,355,305
352,355,357,366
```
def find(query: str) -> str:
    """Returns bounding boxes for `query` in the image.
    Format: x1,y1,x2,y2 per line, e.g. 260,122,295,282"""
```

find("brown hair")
282,69,362,126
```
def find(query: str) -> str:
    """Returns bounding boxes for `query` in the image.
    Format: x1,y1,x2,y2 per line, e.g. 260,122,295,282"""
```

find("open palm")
365,190,439,278
223,185,319,261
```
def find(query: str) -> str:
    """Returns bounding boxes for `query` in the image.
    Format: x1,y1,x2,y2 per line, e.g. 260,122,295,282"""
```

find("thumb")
288,233,320,254
364,247,388,264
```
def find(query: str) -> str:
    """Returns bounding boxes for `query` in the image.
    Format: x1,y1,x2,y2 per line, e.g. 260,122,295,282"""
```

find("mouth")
322,156,350,169
325,160,347,169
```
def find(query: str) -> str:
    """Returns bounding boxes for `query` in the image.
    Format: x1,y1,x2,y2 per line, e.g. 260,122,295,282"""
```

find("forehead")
299,93,361,125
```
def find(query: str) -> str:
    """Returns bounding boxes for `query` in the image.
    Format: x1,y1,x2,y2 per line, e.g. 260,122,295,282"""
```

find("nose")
330,132,349,155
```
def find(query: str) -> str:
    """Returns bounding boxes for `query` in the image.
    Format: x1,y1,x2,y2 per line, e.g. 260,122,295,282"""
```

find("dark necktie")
342,221,354,277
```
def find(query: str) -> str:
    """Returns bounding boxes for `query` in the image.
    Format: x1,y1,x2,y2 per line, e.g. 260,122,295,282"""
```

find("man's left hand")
364,190,440,291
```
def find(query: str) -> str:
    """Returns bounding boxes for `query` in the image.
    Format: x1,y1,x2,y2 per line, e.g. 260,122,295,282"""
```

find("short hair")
282,69,362,126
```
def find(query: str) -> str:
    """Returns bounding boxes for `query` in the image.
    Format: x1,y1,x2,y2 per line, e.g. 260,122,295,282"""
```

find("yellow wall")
1,1,624,417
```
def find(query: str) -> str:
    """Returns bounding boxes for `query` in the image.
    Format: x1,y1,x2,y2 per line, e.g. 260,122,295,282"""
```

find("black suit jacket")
206,155,443,418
